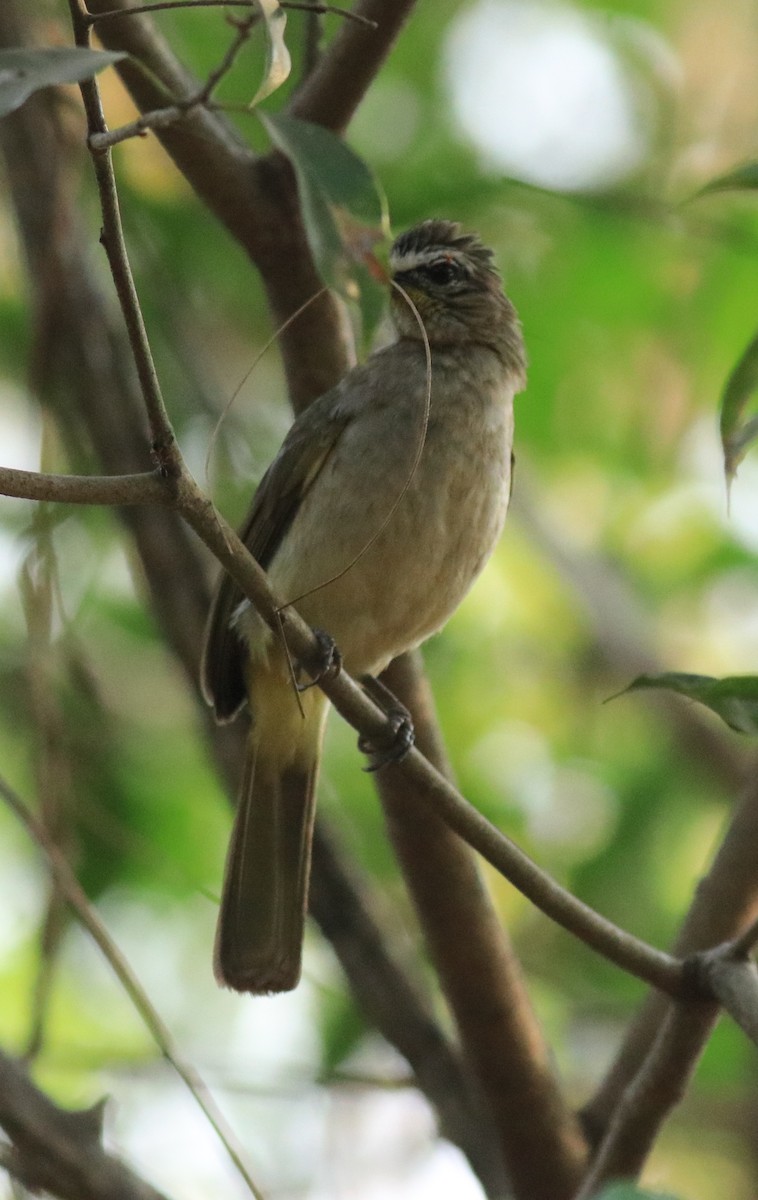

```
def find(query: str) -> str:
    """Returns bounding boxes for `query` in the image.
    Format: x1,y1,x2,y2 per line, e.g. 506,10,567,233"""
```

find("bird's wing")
201,389,356,720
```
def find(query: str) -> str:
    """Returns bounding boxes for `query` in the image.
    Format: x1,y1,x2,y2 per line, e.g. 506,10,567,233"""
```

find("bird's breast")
266,358,515,675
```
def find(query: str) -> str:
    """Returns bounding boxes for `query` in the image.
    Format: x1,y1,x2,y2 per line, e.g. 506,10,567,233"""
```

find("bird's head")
388,219,526,385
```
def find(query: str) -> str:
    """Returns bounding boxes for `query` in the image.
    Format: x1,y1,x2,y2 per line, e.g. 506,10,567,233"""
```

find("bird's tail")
214,675,328,994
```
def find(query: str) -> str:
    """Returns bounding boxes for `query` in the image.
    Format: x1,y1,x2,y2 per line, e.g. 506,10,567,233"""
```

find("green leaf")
696,160,758,197
594,1185,680,1200
0,47,126,119
620,672,758,735
720,328,758,483
248,0,291,107
260,113,389,341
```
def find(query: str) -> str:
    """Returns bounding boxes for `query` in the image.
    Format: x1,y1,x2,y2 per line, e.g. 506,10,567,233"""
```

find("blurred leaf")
697,161,758,196
259,112,389,339
248,0,291,107
620,673,758,735
720,329,758,483
0,47,125,117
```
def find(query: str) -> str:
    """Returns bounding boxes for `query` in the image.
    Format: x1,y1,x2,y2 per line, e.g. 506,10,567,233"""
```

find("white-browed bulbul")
202,219,527,994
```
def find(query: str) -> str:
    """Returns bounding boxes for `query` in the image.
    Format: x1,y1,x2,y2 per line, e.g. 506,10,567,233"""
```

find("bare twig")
87,0,352,409
0,466,169,506
88,0,376,27
12,8,687,1014
377,655,587,1200
288,0,417,132
70,1,181,471
308,822,509,1196
88,9,256,150
0,1048,171,1200
0,774,265,1200
583,774,758,1147
575,998,720,1198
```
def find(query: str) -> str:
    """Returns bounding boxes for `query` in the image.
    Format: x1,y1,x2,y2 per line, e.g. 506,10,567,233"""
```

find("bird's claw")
296,628,342,692
358,675,415,771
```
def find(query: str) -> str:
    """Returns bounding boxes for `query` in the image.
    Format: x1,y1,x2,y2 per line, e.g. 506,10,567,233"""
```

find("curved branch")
0,774,264,1200
575,999,720,1197
0,466,169,506
377,655,586,1200
582,773,758,1145
85,0,352,409
287,0,417,132
0,1049,171,1200
174,475,684,998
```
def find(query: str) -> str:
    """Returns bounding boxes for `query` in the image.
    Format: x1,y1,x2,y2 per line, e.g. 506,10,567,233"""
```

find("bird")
201,219,527,994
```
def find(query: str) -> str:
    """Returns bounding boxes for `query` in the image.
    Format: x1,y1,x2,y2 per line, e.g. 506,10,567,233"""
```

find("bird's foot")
358,675,415,772
296,628,342,692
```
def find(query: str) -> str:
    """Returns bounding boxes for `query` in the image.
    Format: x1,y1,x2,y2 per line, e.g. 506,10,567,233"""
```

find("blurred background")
1,0,758,1196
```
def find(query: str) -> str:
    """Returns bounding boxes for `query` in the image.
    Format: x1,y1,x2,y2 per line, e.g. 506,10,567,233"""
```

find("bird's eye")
424,258,461,286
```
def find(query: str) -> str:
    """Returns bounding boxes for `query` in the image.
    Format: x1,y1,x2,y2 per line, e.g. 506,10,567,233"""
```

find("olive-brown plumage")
202,220,526,993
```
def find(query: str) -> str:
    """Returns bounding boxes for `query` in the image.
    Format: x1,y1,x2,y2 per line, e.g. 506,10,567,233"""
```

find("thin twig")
0,774,265,1200
288,0,417,133
88,0,376,27
89,10,255,149
70,0,180,471
204,286,327,486
575,998,720,1198
0,466,169,506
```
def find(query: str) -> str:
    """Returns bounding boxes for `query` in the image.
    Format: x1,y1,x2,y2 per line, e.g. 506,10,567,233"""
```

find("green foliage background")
1,1,758,1196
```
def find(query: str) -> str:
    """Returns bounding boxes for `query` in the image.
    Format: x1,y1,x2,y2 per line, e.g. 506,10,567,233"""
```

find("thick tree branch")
309,822,509,1196
0,1050,170,1200
287,0,416,132
378,654,587,1200
575,998,720,1197
582,774,758,1147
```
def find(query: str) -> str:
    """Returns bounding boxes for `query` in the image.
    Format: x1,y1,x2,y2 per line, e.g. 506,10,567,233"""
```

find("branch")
0,774,264,1200
575,998,720,1197
0,1049,171,1200
171,474,685,998
32,0,687,1012
377,654,586,1200
85,0,352,410
0,466,169,506
582,773,758,1146
308,821,509,1197
87,9,258,150
89,1,377,25
287,0,417,132
71,1,179,470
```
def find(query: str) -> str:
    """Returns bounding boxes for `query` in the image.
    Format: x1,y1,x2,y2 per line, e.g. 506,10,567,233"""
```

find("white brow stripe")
390,247,469,273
